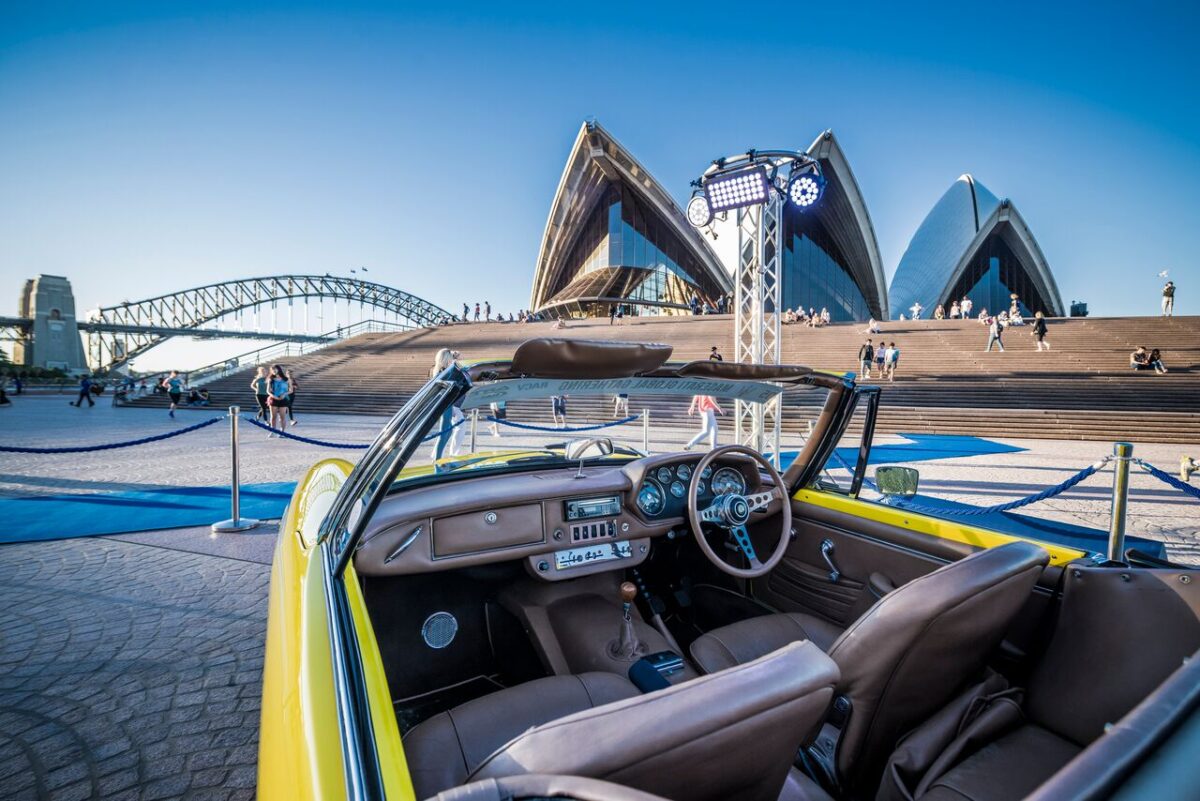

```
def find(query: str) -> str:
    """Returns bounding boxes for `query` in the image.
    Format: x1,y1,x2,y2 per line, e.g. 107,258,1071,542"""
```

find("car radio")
564,496,621,520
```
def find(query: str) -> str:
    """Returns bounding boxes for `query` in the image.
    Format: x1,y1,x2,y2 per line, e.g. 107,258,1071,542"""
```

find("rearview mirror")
565,437,615,462
875,465,919,498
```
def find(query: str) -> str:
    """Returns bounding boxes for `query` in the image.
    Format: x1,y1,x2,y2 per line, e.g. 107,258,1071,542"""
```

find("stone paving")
0,529,272,801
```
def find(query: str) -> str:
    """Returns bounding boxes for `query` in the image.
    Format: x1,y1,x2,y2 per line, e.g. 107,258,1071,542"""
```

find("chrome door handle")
820,539,841,583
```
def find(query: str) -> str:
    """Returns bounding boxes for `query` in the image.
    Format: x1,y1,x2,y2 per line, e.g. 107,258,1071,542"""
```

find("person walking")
1032,312,1050,351
474,303,481,322
615,303,624,324
285,368,299,426
161,370,184,417
709,346,723,362
462,302,469,322
985,316,1006,352
609,304,617,325
1162,280,1175,316
684,395,724,450
888,342,901,381
961,297,973,317
551,394,568,428
250,366,269,420
858,339,874,379
429,349,464,458
612,392,629,418
266,365,290,436
488,400,506,437
484,301,491,322
71,374,95,407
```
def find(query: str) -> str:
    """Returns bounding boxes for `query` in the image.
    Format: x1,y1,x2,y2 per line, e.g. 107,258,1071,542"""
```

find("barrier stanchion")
1106,442,1133,564
470,409,479,454
642,409,650,454
212,406,260,535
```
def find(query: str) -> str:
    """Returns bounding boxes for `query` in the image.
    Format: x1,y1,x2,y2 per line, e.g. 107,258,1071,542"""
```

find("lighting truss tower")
686,149,827,465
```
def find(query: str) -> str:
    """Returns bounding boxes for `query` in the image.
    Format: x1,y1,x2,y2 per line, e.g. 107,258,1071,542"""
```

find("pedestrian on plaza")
875,342,886,375
1162,281,1175,316
612,392,629,418
462,302,469,322
910,302,923,320
251,366,269,420
709,346,723,362
985,316,1006,352
934,304,945,320
551,394,568,428
950,301,961,319
863,318,881,334
961,297,973,317
428,349,465,458
1032,312,1050,351
161,370,184,417
71,374,95,407
1149,348,1169,373
684,394,724,450
885,342,900,382
474,303,481,322
285,369,299,426
615,304,624,324
488,400,506,437
858,339,874,379
485,301,491,322
266,365,290,435
609,304,617,325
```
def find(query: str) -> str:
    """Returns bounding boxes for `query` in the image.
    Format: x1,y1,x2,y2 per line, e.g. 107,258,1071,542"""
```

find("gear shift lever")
610,581,643,660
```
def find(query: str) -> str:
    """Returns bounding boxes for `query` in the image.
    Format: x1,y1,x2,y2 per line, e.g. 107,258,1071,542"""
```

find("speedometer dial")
710,467,746,496
637,482,665,516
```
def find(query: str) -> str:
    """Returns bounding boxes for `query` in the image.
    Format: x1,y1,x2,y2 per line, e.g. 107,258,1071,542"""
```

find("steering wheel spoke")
744,489,777,514
730,524,760,567
698,502,724,524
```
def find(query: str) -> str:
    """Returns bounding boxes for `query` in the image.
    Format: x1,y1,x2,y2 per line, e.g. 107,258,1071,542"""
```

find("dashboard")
354,453,776,582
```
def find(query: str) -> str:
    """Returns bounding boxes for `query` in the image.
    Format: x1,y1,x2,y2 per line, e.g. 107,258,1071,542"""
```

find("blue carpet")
0,482,296,543
777,432,1027,472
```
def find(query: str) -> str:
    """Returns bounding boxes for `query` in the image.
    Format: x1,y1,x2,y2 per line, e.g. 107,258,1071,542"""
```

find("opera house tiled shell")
890,175,1064,318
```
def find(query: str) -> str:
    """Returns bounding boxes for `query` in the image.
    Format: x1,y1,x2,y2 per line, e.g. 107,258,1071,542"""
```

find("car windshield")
392,373,833,488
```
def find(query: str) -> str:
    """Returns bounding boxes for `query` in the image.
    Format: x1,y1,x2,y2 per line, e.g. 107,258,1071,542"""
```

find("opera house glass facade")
780,203,874,321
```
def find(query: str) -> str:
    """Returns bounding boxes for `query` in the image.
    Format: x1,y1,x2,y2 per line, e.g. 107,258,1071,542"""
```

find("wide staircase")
128,315,1200,443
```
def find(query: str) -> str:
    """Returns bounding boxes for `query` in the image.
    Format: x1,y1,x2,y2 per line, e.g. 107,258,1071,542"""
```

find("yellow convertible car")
259,338,1199,801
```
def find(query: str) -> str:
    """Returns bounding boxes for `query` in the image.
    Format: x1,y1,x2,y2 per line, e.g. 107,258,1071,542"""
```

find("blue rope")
890,457,1112,516
1134,458,1200,503
421,416,467,443
486,414,641,433
0,416,225,454
242,415,370,449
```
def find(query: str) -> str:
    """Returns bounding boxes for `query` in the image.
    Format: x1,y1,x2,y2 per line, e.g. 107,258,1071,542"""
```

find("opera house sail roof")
529,121,732,318
890,175,1065,318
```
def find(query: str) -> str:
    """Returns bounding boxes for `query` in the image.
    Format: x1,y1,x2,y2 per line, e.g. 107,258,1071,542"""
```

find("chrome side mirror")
565,437,614,478
876,465,919,498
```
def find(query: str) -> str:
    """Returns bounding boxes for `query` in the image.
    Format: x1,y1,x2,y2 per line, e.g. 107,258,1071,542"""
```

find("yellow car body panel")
259,460,352,801
793,487,1087,566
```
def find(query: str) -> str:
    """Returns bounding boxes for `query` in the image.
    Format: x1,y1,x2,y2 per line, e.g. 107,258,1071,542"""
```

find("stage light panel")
705,166,771,213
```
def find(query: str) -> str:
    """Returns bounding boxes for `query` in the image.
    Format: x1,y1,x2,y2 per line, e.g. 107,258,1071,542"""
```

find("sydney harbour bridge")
3,274,453,373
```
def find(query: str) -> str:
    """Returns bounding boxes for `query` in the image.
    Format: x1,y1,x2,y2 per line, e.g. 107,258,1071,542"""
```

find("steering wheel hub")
718,494,752,526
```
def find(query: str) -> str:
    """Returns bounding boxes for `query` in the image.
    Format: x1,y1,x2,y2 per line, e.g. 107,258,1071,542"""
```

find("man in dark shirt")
858,339,874,379
709,346,723,362
1162,281,1175,316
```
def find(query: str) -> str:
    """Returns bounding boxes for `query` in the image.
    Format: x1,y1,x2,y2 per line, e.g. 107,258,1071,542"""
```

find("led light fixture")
704,166,771,213
787,171,825,208
686,195,713,227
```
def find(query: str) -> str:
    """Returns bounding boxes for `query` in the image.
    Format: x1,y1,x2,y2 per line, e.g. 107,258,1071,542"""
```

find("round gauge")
676,464,692,481
637,482,665,516
669,480,687,499
696,481,707,495
710,467,747,496
656,466,674,484
701,465,713,479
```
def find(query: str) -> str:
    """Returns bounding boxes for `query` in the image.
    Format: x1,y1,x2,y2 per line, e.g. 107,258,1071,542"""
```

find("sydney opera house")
529,121,1065,321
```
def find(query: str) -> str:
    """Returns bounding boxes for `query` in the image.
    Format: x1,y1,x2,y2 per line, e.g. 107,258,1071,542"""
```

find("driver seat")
688,541,1050,797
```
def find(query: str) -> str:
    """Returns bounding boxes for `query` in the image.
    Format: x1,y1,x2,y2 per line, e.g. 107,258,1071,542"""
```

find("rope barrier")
0,416,225,454
241,416,370,449
889,456,1113,517
1134,458,1200,502
485,414,641,434
421,417,467,443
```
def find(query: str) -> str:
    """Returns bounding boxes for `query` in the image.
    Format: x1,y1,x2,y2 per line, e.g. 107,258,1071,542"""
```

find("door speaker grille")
421,612,458,649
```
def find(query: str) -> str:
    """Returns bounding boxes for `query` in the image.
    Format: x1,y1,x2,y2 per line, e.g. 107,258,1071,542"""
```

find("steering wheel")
686,445,792,579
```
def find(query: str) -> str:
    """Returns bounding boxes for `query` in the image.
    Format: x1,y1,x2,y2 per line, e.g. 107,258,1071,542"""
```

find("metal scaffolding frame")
733,197,783,466
85,275,452,371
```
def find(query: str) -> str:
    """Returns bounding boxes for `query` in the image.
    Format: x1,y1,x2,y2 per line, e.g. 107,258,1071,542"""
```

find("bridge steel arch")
87,275,452,370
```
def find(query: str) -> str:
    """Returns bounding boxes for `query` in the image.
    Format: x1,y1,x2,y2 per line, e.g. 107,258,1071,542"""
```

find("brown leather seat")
403,641,840,801
689,541,1050,797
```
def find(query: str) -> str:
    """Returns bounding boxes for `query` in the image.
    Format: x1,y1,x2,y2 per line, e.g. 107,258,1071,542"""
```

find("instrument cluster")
635,461,748,518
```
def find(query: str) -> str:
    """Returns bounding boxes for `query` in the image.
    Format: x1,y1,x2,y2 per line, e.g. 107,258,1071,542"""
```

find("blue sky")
1,1,1196,367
